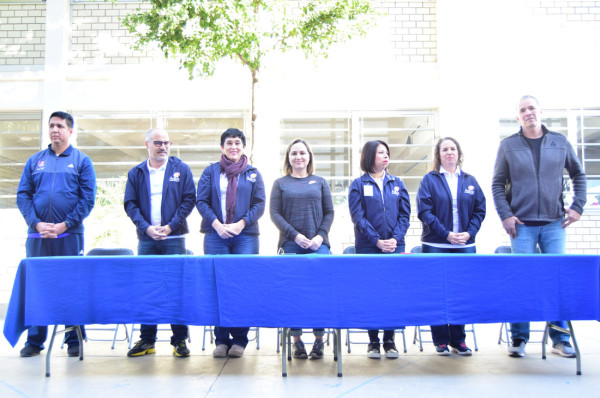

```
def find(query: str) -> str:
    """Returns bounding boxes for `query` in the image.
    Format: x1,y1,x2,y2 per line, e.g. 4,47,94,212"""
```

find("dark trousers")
137,237,189,344
25,234,86,349
422,244,475,347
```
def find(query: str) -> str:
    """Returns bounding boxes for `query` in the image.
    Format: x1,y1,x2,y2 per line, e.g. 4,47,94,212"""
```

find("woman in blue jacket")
349,140,410,360
417,137,486,356
196,128,266,359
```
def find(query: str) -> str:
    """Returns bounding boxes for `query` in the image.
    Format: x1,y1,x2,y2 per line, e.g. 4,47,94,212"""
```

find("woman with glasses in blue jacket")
416,137,486,357
349,140,411,360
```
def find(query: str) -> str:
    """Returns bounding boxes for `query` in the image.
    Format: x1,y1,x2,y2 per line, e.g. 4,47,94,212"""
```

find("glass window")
0,113,42,208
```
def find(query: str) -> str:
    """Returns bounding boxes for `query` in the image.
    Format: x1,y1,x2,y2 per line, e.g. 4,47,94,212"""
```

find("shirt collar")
439,165,461,177
147,158,168,173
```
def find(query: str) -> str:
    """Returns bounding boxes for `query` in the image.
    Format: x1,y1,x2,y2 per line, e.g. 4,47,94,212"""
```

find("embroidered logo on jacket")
36,160,45,170
392,186,400,196
464,185,475,195
68,164,74,168
246,173,257,182
169,172,181,182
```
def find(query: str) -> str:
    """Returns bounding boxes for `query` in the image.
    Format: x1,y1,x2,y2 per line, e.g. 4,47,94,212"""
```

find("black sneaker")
367,342,381,359
20,345,41,357
383,340,399,359
435,344,450,356
172,340,190,357
127,340,156,357
293,341,308,359
450,343,472,356
309,339,324,360
67,345,80,357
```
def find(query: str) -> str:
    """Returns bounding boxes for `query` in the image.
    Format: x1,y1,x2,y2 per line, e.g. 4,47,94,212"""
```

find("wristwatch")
64,220,72,229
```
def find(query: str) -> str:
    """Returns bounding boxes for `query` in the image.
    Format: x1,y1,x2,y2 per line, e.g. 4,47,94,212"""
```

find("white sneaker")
508,339,526,357
552,342,576,358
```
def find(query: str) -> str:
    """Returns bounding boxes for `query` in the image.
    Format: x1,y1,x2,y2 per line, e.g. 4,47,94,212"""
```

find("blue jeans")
25,233,86,349
510,220,569,344
204,232,259,348
422,244,475,346
203,232,259,255
356,244,405,343
137,238,189,344
281,241,329,337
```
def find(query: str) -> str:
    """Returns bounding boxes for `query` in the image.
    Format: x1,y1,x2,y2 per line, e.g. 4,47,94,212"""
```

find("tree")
121,0,376,161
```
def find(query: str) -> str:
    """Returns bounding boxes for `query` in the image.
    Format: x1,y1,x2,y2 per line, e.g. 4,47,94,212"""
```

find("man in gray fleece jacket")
492,95,587,360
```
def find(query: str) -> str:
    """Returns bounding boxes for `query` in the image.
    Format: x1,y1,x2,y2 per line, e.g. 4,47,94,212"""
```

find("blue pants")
24,234,86,349
281,241,329,337
137,238,189,344
204,232,259,348
422,243,476,346
510,220,569,344
356,244,405,343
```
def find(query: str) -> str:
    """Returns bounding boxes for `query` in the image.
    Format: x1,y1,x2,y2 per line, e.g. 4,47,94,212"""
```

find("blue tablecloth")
4,254,600,347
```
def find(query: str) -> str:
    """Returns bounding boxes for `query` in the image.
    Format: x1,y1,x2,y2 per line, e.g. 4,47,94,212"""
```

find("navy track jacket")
17,144,96,234
124,156,196,241
417,170,486,244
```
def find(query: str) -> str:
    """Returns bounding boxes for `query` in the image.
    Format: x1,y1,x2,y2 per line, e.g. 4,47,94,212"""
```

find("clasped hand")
146,225,172,240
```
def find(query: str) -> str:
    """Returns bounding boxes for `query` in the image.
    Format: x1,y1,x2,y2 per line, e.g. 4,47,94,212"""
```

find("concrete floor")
1,321,600,398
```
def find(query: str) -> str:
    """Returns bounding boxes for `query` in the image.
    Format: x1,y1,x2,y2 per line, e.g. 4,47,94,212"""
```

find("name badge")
363,184,373,197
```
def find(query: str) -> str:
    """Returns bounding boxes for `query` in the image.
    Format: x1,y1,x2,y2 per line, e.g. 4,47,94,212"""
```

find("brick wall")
567,213,600,254
70,1,163,65
0,3,46,66
527,0,600,26
379,1,437,63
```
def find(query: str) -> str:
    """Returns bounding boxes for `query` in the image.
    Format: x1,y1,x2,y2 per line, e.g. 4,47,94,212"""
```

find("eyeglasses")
150,140,172,148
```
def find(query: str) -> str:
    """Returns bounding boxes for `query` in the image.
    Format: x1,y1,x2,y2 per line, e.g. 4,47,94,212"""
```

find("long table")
4,254,600,376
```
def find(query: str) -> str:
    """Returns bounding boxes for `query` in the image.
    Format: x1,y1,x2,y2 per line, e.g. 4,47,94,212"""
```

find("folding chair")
494,245,544,347
82,248,133,348
280,327,343,377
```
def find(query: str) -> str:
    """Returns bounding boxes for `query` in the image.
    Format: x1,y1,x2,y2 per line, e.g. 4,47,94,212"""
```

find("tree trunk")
250,68,258,165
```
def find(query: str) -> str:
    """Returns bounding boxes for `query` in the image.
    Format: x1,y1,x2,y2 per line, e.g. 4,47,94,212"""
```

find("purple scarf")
219,154,248,224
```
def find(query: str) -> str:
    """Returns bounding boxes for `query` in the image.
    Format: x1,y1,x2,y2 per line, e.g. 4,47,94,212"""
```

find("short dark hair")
49,111,74,129
360,140,390,174
433,137,463,172
220,128,246,147
283,138,314,175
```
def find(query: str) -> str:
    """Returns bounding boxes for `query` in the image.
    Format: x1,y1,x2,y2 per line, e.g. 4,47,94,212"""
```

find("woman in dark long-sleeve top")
270,138,334,360
417,137,486,356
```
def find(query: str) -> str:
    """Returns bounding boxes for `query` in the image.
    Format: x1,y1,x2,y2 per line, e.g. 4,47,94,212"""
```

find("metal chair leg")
281,328,288,377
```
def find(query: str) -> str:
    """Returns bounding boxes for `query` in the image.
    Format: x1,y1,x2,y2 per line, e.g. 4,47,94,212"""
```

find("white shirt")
371,172,385,204
440,165,460,233
147,158,167,226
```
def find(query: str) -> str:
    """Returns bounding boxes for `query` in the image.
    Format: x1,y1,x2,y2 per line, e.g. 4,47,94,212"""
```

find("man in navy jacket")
17,111,97,358
124,128,196,358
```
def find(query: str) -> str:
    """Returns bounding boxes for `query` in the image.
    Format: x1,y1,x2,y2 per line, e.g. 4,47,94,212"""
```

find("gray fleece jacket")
492,125,587,222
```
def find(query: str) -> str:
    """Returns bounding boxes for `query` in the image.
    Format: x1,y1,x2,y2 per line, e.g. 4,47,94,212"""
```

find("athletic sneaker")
309,339,324,360
293,340,308,359
435,344,450,356
383,341,399,359
20,345,41,357
552,341,576,358
508,339,526,358
213,344,228,358
127,340,156,357
450,343,472,356
228,344,245,358
67,345,80,357
172,340,190,357
367,342,381,359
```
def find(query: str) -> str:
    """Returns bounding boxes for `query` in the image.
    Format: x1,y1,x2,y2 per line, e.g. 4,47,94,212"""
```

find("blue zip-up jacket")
348,172,411,249
124,156,196,241
417,170,486,244
17,144,96,234
196,162,266,235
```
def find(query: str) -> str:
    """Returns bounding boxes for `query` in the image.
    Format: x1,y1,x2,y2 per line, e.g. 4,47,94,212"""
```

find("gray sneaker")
309,339,324,360
508,339,526,358
552,341,576,358
293,341,308,359
228,344,245,358
213,344,228,358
